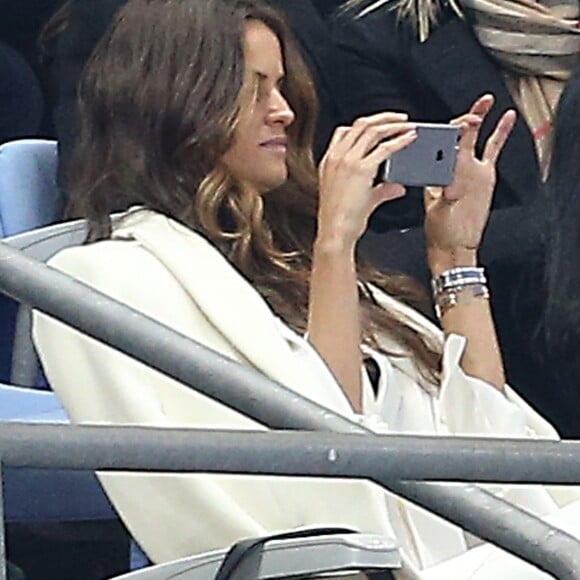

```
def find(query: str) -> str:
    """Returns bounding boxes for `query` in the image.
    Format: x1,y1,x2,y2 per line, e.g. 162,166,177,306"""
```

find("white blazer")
32,209,578,578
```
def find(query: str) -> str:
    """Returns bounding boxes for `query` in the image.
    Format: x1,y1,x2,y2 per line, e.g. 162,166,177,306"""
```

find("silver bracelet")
433,283,490,319
431,266,487,295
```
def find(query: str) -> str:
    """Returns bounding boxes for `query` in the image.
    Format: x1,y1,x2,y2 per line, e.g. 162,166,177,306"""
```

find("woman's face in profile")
221,19,296,194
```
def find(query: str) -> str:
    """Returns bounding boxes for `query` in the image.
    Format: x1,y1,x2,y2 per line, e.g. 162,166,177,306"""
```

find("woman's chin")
257,170,289,194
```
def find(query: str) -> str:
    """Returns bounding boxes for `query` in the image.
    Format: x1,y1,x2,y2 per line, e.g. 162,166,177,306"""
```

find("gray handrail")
3,423,580,484
1,241,580,578
1,426,580,580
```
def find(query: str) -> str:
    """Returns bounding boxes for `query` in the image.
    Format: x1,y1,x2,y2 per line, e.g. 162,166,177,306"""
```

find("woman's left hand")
424,94,516,272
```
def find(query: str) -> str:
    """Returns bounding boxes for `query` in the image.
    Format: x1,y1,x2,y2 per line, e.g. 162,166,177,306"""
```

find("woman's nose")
269,89,295,127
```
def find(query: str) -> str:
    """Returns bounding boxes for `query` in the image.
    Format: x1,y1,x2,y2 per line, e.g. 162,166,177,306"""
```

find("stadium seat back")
0,139,63,384
0,139,63,238
4,220,89,386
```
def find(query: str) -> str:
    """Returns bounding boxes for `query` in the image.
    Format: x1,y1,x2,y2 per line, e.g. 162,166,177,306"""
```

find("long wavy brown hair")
67,0,442,385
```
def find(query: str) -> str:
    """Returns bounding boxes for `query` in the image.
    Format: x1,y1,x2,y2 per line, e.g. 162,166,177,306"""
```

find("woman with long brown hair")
33,0,580,576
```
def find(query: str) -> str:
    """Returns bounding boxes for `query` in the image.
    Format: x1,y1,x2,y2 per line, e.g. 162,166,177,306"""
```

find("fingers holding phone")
445,95,516,206
424,96,517,257
317,112,416,245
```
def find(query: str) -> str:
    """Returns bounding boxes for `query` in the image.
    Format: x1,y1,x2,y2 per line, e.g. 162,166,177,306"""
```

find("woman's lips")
260,137,288,153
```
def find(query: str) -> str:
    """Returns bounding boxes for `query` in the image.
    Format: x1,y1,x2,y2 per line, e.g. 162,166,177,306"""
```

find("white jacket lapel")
113,210,352,414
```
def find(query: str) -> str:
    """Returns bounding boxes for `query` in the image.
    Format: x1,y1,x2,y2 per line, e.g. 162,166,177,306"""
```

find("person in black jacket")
332,0,561,226
329,0,580,437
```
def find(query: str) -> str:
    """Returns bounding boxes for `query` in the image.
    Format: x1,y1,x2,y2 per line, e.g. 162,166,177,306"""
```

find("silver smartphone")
381,123,460,187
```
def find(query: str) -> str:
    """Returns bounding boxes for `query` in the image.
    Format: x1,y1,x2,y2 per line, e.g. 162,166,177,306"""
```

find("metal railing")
1,241,580,579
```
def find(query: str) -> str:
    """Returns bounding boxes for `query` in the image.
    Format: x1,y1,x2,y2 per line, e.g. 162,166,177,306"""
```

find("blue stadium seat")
0,139,64,384
0,142,140,573
0,139,63,238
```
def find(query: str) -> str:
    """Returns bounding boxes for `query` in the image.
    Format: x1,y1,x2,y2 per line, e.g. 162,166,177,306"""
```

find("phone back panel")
383,124,459,187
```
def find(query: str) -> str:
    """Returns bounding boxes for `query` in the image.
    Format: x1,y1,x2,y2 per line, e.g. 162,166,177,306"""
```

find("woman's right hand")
317,112,417,248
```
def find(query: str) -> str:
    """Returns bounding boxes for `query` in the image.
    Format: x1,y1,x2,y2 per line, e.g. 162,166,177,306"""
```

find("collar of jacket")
112,208,359,417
